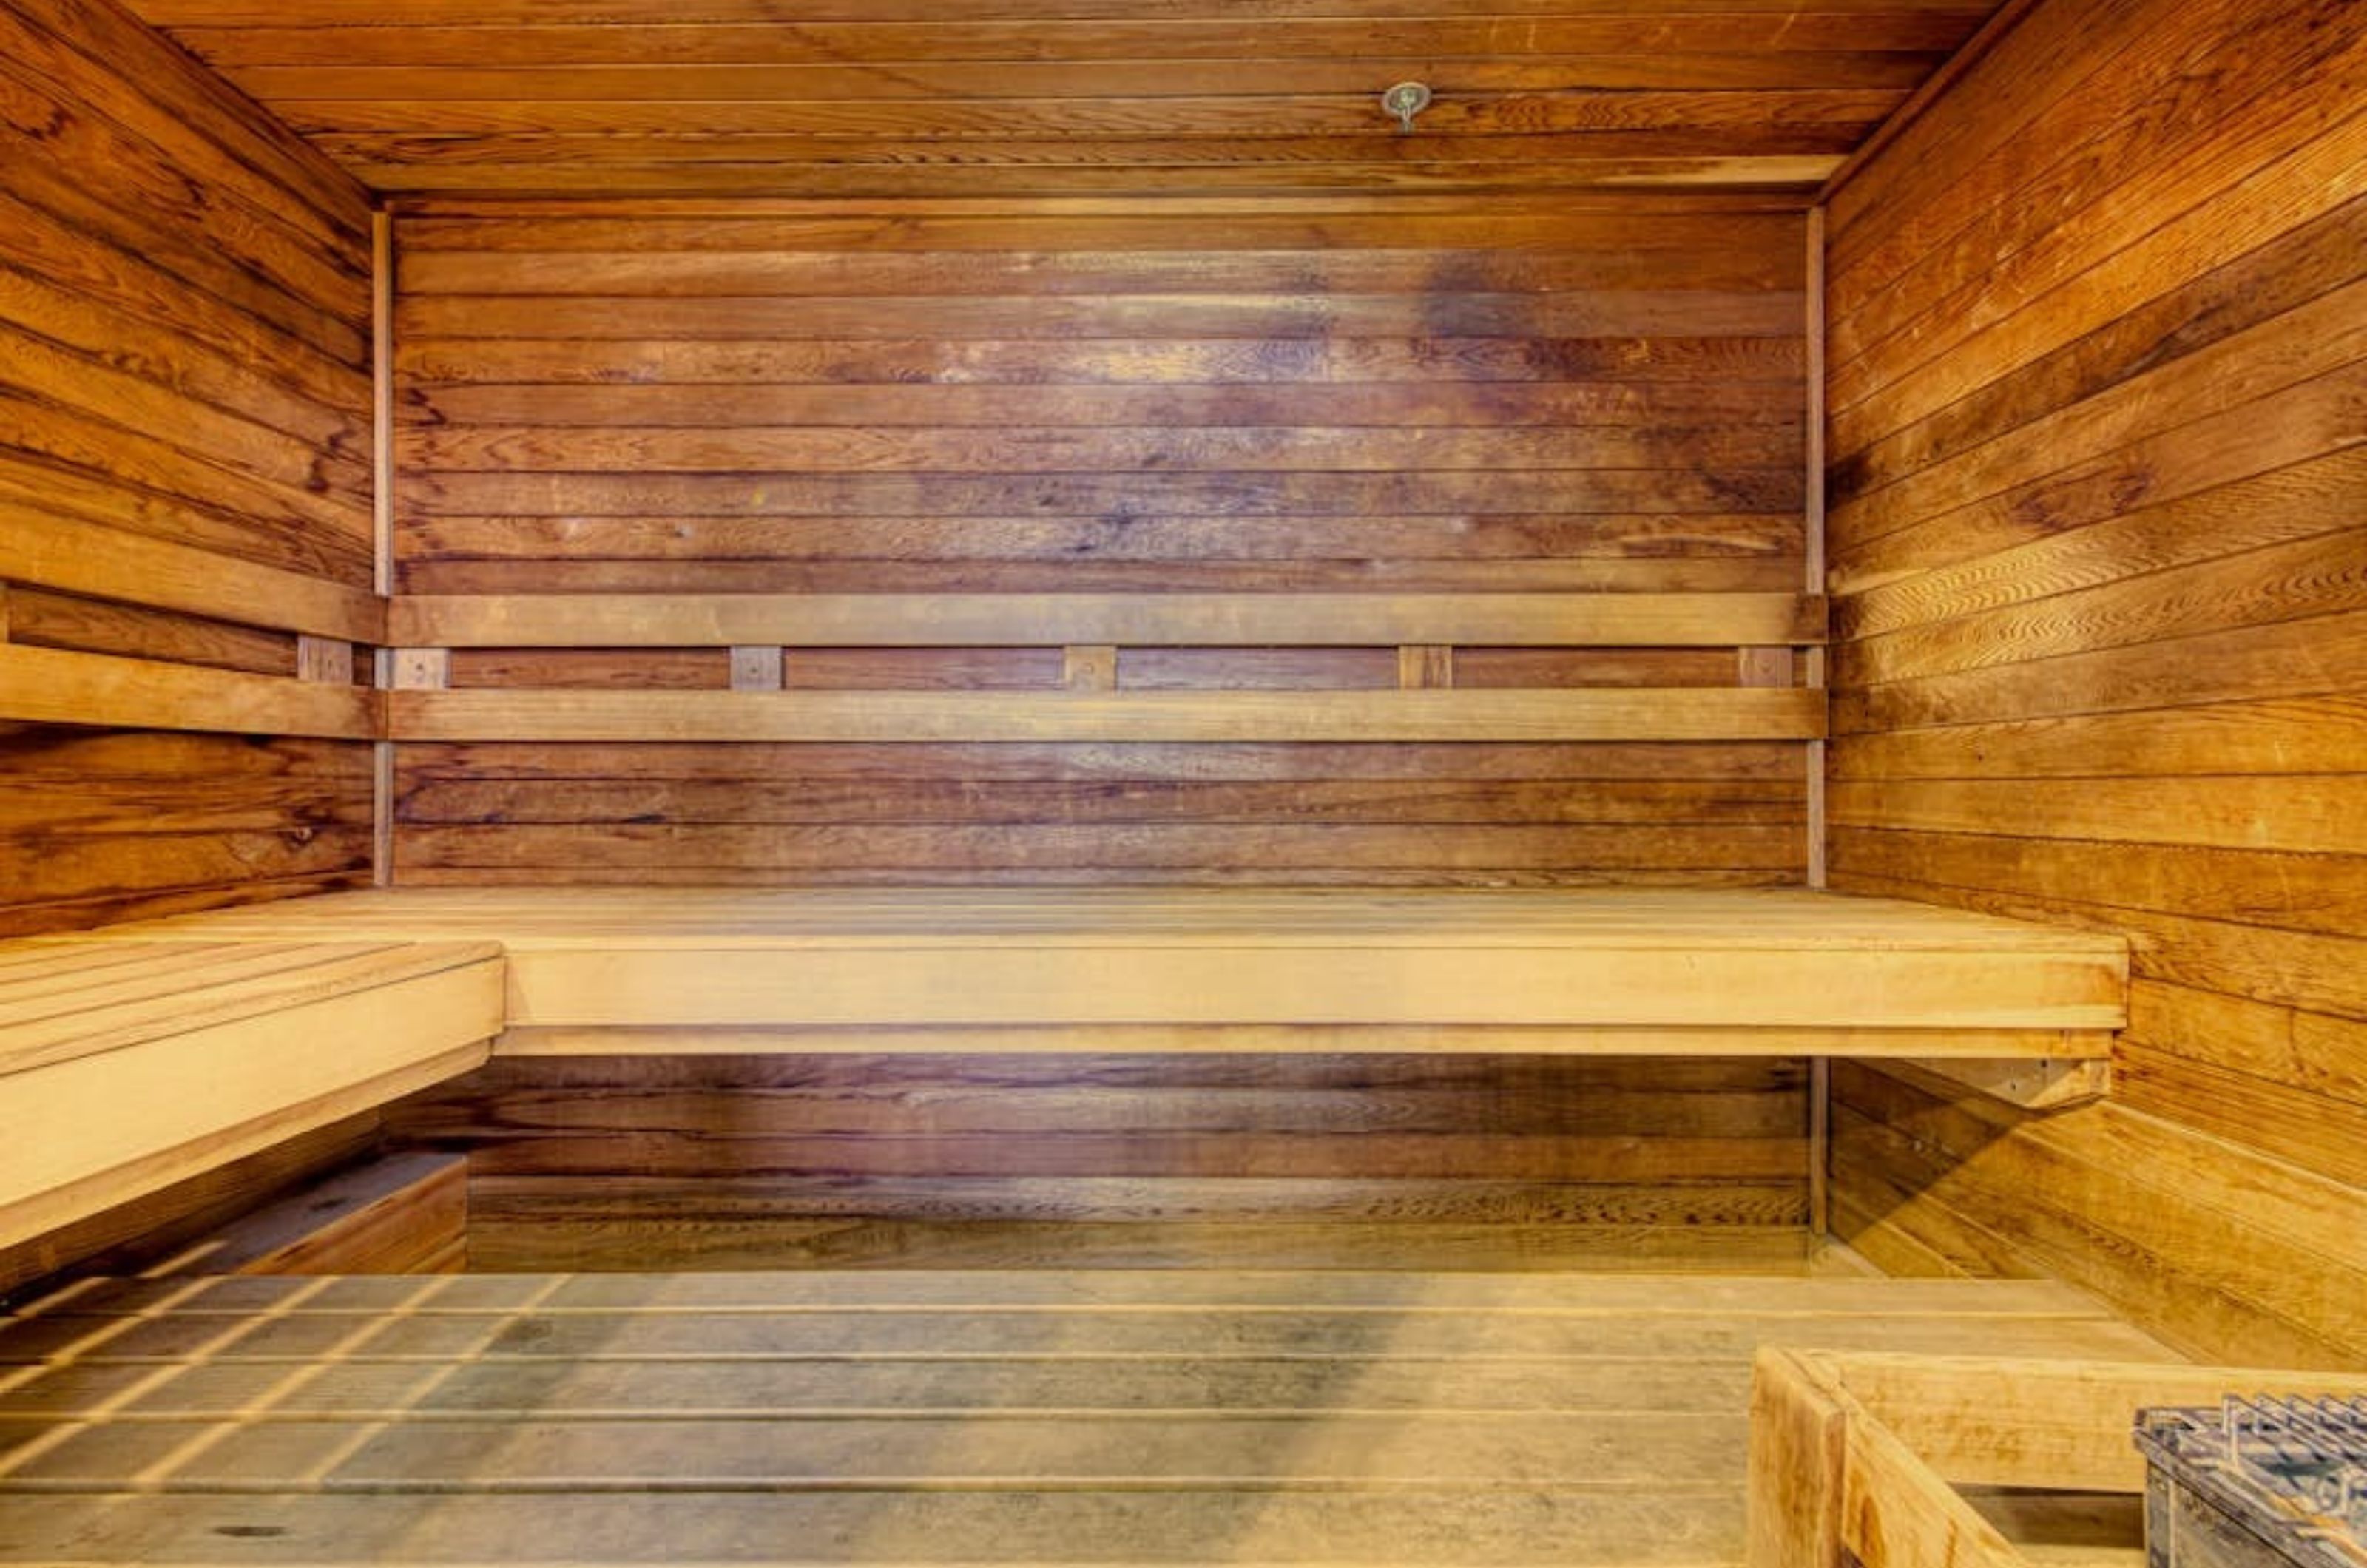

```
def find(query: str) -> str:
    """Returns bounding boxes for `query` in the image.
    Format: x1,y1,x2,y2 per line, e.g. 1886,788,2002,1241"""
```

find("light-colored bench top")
0,938,506,1254
0,887,2128,1266
55,886,2127,1054
80,885,2121,954
0,940,502,1078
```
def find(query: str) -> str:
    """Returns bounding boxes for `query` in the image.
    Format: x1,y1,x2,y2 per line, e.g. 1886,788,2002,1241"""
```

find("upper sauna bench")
0,888,2123,1251
50,885,2126,1071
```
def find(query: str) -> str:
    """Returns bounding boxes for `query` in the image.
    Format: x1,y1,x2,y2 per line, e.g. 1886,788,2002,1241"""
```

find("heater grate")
2136,1396,2367,1568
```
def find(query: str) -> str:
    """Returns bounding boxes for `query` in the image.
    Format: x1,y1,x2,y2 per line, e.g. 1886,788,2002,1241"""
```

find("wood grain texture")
391,592,1827,649
392,202,1814,886
0,728,375,940
156,1152,468,1276
24,881,2127,1254
0,0,378,936
1738,1351,2344,1568
386,1051,1810,1268
1821,0,2367,1364
1792,1353,2367,1498
0,645,377,740
101,3,2013,197
0,1112,381,1304
0,1270,2153,1568
1831,1062,2367,1368
73,885,2127,1033
0,936,503,1252
385,686,1829,745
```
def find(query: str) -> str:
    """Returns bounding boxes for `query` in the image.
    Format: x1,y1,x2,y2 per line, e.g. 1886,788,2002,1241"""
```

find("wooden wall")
387,1052,1811,1271
389,200,1811,887
1822,0,2367,1364
112,1,1966,199
0,0,381,937
375,200,1820,1255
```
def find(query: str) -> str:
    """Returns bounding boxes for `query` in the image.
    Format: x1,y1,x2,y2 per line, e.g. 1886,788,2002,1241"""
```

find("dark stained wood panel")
116,1,2009,197
386,1052,1811,1270
1830,1061,2367,1368
392,200,1810,886
0,0,379,938
0,1114,384,1303
1819,0,2367,1362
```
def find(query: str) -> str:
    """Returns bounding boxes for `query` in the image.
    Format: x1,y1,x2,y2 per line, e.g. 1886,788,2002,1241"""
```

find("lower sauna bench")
0,1269,2178,1568
0,941,507,1256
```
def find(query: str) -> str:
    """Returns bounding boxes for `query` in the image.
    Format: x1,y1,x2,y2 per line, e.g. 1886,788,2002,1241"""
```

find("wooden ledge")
30,892,2125,1116
390,591,1829,649
1748,1350,2367,1568
66,886,2126,1044
0,643,377,740
490,1023,2114,1064
0,509,384,646
387,686,1829,743
0,939,504,1254
0,941,504,1079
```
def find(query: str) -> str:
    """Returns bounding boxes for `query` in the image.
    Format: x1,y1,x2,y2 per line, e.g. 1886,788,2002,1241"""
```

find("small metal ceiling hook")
1381,81,1433,135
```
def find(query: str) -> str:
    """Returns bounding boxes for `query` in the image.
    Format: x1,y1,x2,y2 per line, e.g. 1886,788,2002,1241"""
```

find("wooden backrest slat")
0,643,378,741
391,592,1829,650
387,686,1826,744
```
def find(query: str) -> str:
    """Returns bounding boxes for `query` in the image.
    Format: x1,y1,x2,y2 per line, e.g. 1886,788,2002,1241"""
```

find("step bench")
0,940,504,1252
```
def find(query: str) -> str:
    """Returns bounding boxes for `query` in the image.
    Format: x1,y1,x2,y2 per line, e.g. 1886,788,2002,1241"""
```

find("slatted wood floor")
0,1270,2174,1566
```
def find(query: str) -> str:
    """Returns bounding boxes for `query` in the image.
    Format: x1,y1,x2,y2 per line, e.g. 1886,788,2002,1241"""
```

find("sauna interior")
0,0,2360,1562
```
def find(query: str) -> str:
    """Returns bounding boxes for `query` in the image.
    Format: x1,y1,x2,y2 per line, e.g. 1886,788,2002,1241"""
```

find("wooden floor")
57,887,2127,1052
0,1269,2174,1567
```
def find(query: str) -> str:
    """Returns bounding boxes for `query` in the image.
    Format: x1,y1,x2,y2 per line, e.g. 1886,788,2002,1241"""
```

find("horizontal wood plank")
101,3,1992,197
488,1024,2104,1061
391,592,1828,649
385,687,1828,743
0,508,382,644
0,644,377,741
1823,0,2366,1367
0,947,502,1252
0,1265,2162,1568
0,0,377,933
67,885,2127,1034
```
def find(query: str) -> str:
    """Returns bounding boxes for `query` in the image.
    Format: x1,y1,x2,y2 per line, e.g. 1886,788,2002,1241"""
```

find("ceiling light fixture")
1381,81,1434,135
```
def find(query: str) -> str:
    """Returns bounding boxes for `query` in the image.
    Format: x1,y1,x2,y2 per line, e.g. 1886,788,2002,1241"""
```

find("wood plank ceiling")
118,0,2009,197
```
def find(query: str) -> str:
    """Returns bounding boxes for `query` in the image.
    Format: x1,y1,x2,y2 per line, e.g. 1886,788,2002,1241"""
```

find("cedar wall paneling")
110,4,1966,198
390,203,1810,887
1823,0,2367,1363
0,0,379,936
385,1053,1811,1271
